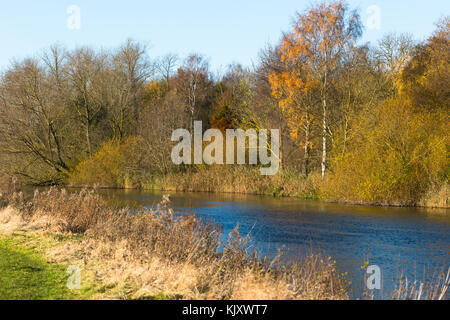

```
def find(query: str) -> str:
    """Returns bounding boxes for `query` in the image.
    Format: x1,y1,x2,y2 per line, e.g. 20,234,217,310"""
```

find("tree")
211,63,253,131
112,39,153,136
253,45,297,170
324,98,447,206
176,54,212,131
269,61,320,175
375,33,415,96
331,45,385,157
0,58,70,183
401,17,449,110
273,0,362,178
105,40,152,139
156,53,178,91
67,47,106,155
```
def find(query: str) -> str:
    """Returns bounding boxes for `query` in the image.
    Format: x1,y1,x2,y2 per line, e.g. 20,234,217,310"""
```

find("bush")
324,100,448,206
69,137,147,188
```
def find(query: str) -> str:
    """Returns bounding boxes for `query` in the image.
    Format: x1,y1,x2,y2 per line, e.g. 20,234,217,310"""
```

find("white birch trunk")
322,98,327,179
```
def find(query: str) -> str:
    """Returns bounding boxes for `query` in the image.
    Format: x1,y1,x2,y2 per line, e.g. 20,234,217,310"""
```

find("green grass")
0,231,180,300
0,234,83,300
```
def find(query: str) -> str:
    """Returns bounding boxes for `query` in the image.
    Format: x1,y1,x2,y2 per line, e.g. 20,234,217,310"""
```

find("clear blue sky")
1,0,448,72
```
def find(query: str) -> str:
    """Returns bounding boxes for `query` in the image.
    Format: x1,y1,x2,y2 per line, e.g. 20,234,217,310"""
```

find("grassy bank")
0,231,174,300
154,168,449,208
153,167,322,199
0,233,85,300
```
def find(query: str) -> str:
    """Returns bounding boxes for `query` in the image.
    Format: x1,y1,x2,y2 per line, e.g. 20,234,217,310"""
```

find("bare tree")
113,39,153,133
176,54,211,131
376,33,415,94
156,53,178,91
66,48,106,155
0,58,70,182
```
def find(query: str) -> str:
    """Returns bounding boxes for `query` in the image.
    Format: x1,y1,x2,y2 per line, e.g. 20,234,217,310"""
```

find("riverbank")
0,228,179,300
66,166,449,209
153,168,321,200
0,188,350,300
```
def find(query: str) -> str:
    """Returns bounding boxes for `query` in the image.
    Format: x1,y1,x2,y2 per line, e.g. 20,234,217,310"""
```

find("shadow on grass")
0,236,76,300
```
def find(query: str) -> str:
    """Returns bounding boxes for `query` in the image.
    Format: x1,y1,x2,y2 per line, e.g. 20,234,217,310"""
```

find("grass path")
0,234,80,300
0,231,175,300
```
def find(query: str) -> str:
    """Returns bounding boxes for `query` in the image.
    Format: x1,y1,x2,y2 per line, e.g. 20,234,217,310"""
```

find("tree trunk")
190,107,195,133
304,115,310,176
86,122,92,155
321,98,327,179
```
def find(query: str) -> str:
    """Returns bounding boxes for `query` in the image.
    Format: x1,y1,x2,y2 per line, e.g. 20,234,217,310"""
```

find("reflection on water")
40,188,450,298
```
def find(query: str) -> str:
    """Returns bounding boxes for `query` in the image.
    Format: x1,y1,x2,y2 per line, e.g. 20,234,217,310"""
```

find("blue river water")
93,189,449,299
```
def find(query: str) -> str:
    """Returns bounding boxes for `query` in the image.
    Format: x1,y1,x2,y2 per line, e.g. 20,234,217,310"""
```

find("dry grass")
155,166,322,199
419,183,449,209
0,187,348,300
392,269,449,300
0,206,26,235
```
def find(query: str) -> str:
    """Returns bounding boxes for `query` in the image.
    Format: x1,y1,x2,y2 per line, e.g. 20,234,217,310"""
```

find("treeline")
0,1,448,207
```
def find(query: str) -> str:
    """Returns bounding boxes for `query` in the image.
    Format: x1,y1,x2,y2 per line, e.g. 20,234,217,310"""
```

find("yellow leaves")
290,127,299,141
283,0,360,72
399,22,450,110
144,81,166,101
272,0,360,99
324,97,448,205
69,136,143,187
267,73,283,100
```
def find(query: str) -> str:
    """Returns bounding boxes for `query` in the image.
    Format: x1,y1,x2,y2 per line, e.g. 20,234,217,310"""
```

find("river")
83,188,450,299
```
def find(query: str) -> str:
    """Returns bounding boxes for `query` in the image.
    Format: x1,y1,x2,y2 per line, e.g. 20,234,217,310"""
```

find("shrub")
324,100,449,206
69,137,147,188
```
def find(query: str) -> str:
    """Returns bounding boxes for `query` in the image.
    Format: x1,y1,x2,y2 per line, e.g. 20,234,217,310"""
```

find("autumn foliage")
0,1,448,207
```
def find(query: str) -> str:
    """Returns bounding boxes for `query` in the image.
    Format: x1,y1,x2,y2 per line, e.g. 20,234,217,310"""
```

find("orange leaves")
267,72,283,100
282,1,361,73
268,66,316,145
269,1,362,151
